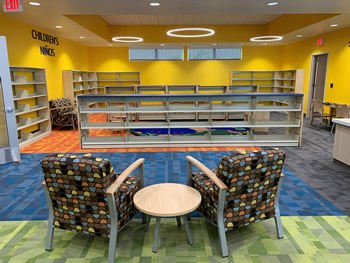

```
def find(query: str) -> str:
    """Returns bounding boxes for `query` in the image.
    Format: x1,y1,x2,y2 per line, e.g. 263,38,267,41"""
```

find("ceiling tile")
192,15,215,25
120,15,142,25
158,15,177,25
210,15,233,25
175,15,196,25
138,15,159,25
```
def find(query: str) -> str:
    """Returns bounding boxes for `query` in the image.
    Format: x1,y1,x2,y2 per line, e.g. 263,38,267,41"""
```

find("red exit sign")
317,38,324,46
3,0,24,12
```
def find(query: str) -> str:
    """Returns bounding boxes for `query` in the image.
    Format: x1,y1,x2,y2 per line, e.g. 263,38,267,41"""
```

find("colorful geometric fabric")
192,148,285,232
49,98,77,128
41,154,140,237
1,217,350,261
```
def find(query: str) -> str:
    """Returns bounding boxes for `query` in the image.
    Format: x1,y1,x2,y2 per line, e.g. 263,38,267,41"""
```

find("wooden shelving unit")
77,93,304,149
63,70,141,107
231,69,304,94
10,66,51,147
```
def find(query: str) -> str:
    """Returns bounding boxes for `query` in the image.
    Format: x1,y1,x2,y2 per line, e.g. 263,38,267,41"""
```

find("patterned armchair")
186,148,285,257
49,98,77,129
41,154,145,263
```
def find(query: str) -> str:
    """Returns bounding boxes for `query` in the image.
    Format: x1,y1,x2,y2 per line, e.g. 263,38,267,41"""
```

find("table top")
332,118,350,127
133,183,202,217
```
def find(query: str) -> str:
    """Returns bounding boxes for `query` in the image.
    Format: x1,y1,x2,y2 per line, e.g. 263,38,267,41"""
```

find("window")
188,47,242,60
129,48,184,61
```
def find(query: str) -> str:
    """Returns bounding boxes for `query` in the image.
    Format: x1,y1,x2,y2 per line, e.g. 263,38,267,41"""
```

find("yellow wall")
0,14,90,99
88,46,282,85
281,27,350,111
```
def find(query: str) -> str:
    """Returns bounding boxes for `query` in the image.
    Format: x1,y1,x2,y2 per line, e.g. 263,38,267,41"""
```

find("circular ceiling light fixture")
296,34,303,38
167,28,215,38
112,36,144,42
330,24,338,27
55,25,63,29
250,35,283,42
267,2,278,6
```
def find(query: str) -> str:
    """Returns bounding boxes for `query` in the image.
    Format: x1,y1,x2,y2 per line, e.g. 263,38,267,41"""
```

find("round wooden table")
133,183,201,252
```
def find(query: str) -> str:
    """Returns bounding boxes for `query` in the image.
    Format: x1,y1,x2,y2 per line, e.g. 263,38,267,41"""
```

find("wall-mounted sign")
3,0,23,12
31,30,59,57
317,38,324,47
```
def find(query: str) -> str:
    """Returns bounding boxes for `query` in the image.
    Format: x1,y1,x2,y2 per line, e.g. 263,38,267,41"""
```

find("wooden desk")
332,118,350,166
323,103,350,126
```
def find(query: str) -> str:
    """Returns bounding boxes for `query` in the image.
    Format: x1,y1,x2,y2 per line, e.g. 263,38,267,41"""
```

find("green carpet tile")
1,217,350,262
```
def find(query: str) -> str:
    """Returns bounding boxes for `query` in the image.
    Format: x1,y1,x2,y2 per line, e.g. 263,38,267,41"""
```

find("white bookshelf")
77,93,304,148
10,66,51,147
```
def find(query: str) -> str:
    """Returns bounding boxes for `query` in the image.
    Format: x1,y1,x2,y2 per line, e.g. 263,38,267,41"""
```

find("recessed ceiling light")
150,2,160,6
267,2,278,6
330,24,338,27
297,34,303,38
250,35,283,42
55,25,63,29
212,43,217,46
160,44,165,46
112,36,144,43
80,36,85,39
167,28,215,38
29,2,40,6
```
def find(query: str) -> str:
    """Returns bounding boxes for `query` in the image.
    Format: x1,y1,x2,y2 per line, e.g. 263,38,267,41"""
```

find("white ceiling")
1,0,350,46
101,14,282,26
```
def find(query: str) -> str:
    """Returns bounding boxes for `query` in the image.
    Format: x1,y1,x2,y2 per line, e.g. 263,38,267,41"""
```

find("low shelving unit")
77,93,304,148
10,66,51,147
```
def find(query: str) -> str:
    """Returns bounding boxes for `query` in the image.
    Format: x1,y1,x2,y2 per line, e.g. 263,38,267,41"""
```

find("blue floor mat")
0,152,344,221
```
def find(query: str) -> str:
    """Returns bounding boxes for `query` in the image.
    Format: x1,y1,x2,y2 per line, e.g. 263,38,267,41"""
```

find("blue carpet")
0,152,344,221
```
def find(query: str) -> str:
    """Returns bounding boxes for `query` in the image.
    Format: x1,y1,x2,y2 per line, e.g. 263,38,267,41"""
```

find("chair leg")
108,225,118,263
176,216,182,226
217,222,228,257
142,213,147,224
330,122,336,134
45,214,55,251
274,210,284,239
317,118,321,129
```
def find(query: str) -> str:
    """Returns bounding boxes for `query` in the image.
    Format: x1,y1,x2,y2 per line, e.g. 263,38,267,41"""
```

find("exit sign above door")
3,0,24,12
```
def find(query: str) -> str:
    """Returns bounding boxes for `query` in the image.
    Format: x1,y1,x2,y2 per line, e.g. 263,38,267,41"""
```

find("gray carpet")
268,113,350,215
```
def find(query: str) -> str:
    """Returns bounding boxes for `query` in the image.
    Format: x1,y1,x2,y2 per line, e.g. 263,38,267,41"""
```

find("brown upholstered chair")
49,98,77,130
41,154,146,263
186,148,285,257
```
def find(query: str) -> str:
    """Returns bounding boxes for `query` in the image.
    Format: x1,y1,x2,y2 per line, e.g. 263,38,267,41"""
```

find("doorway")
307,53,329,118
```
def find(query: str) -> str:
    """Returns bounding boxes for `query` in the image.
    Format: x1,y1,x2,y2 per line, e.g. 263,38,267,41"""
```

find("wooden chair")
186,148,285,257
330,103,350,134
41,154,146,263
310,100,332,129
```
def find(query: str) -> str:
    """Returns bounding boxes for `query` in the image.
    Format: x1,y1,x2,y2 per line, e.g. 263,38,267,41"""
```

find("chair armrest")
106,158,145,195
186,156,227,190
